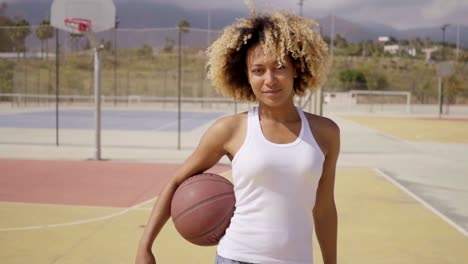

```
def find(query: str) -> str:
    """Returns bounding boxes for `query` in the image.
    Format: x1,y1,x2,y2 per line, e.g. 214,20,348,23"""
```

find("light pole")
298,0,304,16
456,24,460,61
439,24,450,117
113,16,119,106
441,24,450,61
177,25,182,150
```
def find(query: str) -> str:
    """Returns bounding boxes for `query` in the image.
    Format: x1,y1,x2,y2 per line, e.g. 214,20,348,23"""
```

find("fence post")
55,28,60,146
177,27,182,150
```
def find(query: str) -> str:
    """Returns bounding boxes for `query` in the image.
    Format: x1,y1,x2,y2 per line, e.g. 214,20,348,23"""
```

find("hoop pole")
55,28,60,146
94,44,102,160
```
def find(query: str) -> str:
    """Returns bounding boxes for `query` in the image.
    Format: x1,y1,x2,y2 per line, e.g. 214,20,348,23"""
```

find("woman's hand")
135,248,156,264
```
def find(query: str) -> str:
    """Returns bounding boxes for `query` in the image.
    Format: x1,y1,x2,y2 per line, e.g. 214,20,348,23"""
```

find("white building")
384,45,416,57
378,36,390,43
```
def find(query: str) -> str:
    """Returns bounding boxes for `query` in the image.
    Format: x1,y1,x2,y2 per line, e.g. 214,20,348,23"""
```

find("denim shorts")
215,254,255,264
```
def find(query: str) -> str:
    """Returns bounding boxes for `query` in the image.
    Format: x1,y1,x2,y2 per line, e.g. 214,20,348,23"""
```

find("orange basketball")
171,173,235,246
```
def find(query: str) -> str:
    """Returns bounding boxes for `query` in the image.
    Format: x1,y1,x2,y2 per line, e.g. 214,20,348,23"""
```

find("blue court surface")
0,109,226,131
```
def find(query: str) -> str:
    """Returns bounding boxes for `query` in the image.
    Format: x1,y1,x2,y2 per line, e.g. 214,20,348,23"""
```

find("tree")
35,20,54,60
10,19,31,59
399,39,409,46
445,64,467,104
322,35,331,46
338,69,367,90
69,32,84,51
0,2,7,16
137,44,153,58
177,19,191,51
163,37,175,53
415,81,432,104
178,19,191,34
335,34,348,49
0,59,15,93
0,14,15,51
388,36,398,44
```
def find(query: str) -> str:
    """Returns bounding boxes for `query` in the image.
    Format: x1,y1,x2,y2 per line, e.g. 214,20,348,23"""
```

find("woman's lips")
263,89,281,95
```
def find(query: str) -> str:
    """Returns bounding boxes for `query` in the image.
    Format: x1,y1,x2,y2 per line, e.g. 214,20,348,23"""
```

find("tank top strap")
251,106,261,136
295,106,314,143
248,106,257,136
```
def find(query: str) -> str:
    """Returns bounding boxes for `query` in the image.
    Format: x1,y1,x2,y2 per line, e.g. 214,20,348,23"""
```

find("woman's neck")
257,101,299,123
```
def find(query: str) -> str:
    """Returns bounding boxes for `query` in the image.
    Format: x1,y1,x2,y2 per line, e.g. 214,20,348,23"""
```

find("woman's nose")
264,70,276,86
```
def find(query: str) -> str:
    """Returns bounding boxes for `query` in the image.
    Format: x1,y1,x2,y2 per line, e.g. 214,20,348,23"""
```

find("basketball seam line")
179,179,232,187
172,192,234,223
176,178,233,192
178,177,232,191
187,206,235,240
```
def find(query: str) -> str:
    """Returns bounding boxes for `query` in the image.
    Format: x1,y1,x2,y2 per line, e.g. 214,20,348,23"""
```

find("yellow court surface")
343,116,468,143
1,168,467,264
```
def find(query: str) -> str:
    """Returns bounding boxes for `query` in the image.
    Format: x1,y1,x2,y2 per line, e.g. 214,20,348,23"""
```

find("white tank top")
217,106,325,264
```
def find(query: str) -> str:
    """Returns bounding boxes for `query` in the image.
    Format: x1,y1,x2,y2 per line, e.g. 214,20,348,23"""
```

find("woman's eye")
252,68,263,73
276,64,286,70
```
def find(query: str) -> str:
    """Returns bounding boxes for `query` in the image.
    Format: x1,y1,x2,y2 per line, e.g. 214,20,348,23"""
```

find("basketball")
171,173,236,246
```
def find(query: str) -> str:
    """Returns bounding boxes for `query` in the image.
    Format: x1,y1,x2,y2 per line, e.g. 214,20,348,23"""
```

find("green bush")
0,59,16,93
338,69,367,90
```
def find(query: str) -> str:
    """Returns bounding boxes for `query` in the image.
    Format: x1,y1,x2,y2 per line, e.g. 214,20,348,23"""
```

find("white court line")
375,168,468,237
0,171,232,232
0,200,135,210
154,121,178,131
0,197,157,232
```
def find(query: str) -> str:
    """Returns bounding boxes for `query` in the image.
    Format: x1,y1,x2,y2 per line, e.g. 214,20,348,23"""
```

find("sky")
5,0,468,30
140,0,468,29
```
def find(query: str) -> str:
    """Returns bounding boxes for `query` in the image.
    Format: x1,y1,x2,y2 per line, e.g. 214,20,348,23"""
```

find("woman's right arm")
135,117,234,264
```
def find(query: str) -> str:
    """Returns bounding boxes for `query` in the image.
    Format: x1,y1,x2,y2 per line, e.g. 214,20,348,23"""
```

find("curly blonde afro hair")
206,10,329,102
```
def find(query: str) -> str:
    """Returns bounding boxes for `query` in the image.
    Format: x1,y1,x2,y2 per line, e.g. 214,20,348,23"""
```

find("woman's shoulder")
303,111,340,155
303,112,339,133
213,111,248,128
205,112,248,139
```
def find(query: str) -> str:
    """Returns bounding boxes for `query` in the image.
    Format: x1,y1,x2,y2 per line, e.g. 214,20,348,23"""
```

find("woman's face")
245,43,296,107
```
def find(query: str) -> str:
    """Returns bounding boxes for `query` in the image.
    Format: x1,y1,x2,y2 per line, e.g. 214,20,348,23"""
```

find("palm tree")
69,32,84,51
35,20,54,60
10,19,31,59
177,19,191,55
178,19,191,34
0,14,15,52
0,2,7,16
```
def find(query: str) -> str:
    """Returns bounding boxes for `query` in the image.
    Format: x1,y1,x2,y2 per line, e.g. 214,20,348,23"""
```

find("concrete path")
333,114,468,236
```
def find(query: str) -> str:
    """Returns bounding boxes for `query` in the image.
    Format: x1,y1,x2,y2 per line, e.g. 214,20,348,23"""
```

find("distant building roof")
378,36,390,42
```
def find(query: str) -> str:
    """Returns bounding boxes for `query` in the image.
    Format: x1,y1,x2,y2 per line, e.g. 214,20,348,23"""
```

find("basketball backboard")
51,0,116,33
437,61,455,77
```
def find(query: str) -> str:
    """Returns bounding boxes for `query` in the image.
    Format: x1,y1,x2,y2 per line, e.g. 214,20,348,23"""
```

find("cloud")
422,0,468,19
4,0,468,29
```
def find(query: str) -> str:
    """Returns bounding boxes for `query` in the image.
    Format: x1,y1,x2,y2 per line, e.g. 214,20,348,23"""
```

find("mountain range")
3,1,467,48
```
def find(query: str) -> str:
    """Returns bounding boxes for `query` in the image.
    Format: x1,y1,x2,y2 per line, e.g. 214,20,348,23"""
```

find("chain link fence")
0,24,467,111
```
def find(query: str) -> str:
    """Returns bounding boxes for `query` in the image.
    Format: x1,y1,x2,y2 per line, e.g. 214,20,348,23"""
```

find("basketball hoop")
51,0,116,161
64,18,92,33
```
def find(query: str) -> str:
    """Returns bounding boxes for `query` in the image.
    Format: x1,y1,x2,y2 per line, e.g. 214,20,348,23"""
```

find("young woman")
136,9,339,264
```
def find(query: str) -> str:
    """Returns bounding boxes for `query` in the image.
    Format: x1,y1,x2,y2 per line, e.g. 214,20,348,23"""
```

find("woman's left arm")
313,119,340,264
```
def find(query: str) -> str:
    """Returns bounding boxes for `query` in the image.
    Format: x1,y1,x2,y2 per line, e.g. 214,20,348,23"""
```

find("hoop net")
64,18,92,32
